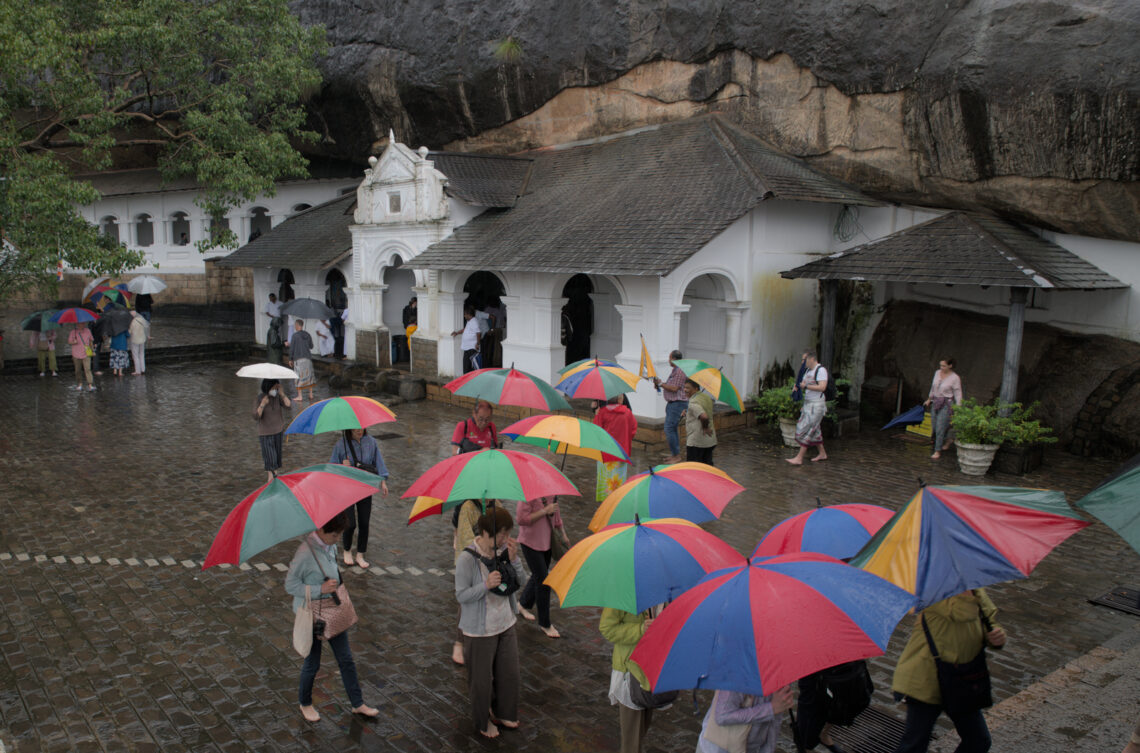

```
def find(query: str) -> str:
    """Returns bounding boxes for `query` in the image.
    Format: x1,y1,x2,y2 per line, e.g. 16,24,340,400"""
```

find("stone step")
2,341,250,375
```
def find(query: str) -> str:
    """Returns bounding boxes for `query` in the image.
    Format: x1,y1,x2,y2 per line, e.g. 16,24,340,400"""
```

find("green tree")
0,0,326,296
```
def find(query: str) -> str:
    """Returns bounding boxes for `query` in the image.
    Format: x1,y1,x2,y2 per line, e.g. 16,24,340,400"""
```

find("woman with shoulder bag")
284,512,379,723
891,588,1006,753
515,496,571,638
698,686,795,753
254,378,291,484
329,428,389,569
455,506,525,739
600,606,661,753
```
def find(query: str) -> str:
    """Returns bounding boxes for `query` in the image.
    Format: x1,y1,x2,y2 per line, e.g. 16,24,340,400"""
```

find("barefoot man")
787,349,829,465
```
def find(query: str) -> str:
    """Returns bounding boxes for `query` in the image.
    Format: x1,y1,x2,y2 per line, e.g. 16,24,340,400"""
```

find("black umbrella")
105,307,133,336
20,309,60,332
279,297,334,320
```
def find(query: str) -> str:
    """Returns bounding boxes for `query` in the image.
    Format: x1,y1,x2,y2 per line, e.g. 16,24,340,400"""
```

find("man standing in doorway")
652,350,688,464
787,349,829,465
451,305,482,373
265,293,284,348
683,379,716,465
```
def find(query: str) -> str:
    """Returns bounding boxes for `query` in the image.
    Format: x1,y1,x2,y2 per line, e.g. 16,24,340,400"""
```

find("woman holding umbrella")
254,378,291,484
67,322,96,392
285,511,380,723
108,325,130,377
329,428,389,569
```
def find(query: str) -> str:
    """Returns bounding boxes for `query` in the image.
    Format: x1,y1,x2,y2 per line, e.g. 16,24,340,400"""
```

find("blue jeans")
298,629,363,707
894,698,991,753
664,400,687,456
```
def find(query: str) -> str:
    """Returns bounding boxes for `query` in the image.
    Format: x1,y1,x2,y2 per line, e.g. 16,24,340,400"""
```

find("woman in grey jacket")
455,506,526,739
284,512,380,723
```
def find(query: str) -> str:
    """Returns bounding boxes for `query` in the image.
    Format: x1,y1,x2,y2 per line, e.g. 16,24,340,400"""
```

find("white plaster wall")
79,179,358,274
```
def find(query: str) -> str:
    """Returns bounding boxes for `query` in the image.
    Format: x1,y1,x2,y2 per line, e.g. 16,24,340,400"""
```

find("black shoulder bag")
345,436,379,475
920,606,993,714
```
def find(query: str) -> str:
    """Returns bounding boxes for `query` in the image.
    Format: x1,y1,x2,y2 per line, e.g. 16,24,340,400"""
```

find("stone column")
436,290,467,377
615,304,662,419
999,287,1029,411
819,279,838,372
499,294,566,383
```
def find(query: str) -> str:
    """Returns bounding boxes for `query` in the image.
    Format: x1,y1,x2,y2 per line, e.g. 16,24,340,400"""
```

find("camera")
313,618,327,636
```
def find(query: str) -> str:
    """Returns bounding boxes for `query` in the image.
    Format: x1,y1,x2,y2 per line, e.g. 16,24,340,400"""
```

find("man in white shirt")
787,349,829,465
450,305,482,373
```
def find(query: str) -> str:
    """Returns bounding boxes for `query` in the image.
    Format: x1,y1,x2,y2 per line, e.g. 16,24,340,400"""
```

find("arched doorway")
383,257,416,363
463,271,506,368
249,207,271,241
679,273,732,366
561,274,593,365
277,269,295,302
325,268,348,358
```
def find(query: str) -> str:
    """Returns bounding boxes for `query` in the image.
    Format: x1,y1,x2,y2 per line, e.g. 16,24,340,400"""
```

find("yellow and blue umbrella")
554,359,640,400
588,462,744,532
285,396,397,435
672,359,742,412
850,485,1090,609
500,414,630,464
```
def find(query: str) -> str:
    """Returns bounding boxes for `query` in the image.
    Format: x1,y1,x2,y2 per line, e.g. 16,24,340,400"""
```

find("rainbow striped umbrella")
554,359,640,400
672,359,742,412
444,366,571,411
630,553,915,695
558,357,621,377
588,462,744,532
202,464,382,568
850,485,1090,609
49,307,98,324
753,503,894,560
285,396,397,435
501,414,630,464
544,517,744,613
402,448,579,505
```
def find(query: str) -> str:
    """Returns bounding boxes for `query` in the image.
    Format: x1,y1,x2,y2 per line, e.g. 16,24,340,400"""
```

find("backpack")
267,324,283,349
820,660,872,725
814,365,838,402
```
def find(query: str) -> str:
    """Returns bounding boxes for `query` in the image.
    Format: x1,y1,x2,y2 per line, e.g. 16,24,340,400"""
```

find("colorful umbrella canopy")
49,307,98,324
235,362,299,380
558,357,621,377
881,404,927,431
285,396,397,435
90,287,132,309
631,553,915,695
127,275,167,294
20,310,60,332
588,462,744,532
402,448,579,504
753,503,895,560
545,517,744,613
500,414,630,464
445,367,571,411
1076,455,1140,555
407,495,447,524
672,358,742,412
554,360,640,400
81,276,111,303
202,464,382,568
850,485,1090,609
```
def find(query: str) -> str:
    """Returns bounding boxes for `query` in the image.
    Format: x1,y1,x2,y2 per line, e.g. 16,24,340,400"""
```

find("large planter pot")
992,444,1045,475
778,417,799,447
955,440,1000,476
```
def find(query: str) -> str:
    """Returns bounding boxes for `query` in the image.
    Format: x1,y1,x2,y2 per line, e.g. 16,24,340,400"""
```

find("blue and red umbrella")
50,307,98,324
753,503,894,560
631,552,914,695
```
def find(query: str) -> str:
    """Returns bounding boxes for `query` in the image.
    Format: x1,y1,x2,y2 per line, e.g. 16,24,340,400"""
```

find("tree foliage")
0,0,326,296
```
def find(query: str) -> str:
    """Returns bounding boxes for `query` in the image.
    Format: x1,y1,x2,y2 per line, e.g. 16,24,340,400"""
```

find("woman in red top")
593,396,637,502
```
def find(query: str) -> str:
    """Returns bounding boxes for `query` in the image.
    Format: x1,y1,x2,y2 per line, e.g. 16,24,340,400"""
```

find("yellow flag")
639,336,657,379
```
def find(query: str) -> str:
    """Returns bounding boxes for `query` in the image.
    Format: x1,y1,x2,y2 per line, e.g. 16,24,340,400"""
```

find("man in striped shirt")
652,349,688,464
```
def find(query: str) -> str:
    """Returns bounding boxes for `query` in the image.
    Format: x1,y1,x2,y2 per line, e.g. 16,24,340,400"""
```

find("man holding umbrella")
651,350,688,464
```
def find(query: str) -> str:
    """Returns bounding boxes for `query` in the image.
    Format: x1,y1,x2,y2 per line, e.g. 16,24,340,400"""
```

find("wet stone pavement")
0,359,1137,753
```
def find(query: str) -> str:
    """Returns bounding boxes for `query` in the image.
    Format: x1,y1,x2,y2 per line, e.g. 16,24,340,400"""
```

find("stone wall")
204,259,253,305
3,264,252,309
354,329,391,368
409,336,437,377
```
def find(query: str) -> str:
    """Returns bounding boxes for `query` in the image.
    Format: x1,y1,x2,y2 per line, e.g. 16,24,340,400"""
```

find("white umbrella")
82,275,111,302
128,275,168,294
236,363,299,380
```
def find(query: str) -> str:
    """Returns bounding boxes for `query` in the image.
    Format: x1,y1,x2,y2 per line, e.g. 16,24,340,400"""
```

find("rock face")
293,0,1139,242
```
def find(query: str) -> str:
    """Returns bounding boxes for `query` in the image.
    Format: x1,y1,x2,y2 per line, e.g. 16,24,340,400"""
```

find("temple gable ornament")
355,131,449,226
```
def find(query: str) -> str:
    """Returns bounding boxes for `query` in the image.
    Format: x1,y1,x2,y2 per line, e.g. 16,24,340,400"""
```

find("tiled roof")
428,152,532,207
409,114,880,275
215,193,356,269
780,211,1127,289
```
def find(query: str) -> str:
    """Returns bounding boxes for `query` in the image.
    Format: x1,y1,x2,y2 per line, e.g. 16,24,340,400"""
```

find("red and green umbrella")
285,396,397,435
672,358,742,412
554,359,640,400
1076,455,1140,555
544,517,744,613
444,366,571,411
753,503,894,560
402,448,579,505
630,553,915,695
850,485,1090,609
558,357,621,377
588,462,744,532
500,414,630,464
202,464,383,568
49,307,98,324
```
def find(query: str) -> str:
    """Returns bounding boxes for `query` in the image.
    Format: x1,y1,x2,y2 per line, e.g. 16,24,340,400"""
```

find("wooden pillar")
820,279,838,369
999,287,1029,410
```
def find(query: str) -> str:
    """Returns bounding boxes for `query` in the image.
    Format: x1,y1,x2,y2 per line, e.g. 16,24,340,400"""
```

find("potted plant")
753,378,800,447
950,398,1014,476
992,402,1058,475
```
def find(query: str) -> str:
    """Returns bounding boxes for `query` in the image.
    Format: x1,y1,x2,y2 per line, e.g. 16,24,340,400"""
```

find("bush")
752,378,799,425
950,398,1057,446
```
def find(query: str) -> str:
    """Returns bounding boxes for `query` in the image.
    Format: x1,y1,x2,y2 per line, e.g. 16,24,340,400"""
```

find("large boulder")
293,0,1139,241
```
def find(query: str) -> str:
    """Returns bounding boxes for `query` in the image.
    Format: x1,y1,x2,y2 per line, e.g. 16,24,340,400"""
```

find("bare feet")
300,705,320,722
541,625,561,639
452,642,465,665
479,722,500,739
941,443,953,451
811,454,828,462
355,553,370,569
931,451,942,460
785,457,804,466
489,712,519,730
518,606,536,621
664,455,681,464
344,551,355,566
352,704,380,717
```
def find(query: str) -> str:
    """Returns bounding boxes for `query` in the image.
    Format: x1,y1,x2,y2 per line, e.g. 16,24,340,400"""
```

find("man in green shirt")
683,379,716,465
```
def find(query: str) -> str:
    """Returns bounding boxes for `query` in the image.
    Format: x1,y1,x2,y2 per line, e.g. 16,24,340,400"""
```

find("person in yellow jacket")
891,589,1006,753
600,607,654,753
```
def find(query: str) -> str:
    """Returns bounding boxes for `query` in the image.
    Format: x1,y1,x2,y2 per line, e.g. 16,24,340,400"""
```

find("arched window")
277,268,295,302
134,214,153,247
171,211,190,245
100,216,119,243
249,207,271,240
